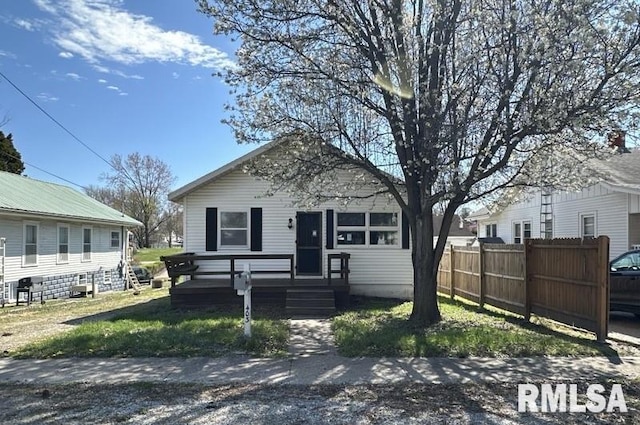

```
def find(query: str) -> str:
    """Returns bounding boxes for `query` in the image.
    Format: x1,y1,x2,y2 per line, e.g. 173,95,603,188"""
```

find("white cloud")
92,64,144,80
0,50,17,59
15,19,37,31
66,72,82,80
106,85,120,91
98,79,107,84
119,92,128,96
37,92,59,102
59,51,74,59
35,0,235,72
172,72,180,79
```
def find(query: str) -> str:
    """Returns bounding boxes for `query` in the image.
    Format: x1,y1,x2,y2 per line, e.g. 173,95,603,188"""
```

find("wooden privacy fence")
437,237,609,341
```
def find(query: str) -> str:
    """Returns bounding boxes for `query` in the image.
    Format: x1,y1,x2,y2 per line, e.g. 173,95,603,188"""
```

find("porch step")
286,289,336,317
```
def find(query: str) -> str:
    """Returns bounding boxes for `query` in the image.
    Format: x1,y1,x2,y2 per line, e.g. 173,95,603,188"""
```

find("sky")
0,0,255,192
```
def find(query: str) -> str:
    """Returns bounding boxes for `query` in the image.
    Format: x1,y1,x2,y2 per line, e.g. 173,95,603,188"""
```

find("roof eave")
169,140,282,202
0,208,143,227
600,181,640,196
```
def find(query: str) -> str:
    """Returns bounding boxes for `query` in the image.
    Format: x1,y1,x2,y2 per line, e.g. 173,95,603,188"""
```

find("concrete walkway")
0,317,639,385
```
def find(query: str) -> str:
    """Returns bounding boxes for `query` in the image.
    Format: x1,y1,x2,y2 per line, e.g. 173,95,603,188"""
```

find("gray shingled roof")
0,171,141,226
590,150,640,193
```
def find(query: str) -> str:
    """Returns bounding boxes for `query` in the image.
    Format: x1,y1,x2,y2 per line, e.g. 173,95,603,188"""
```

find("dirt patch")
0,381,638,424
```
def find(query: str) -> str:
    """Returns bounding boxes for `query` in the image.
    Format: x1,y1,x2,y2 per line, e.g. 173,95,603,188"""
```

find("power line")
0,149,87,190
0,70,117,172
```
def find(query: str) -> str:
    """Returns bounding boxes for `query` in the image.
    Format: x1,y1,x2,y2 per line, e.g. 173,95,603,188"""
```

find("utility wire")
0,70,123,174
0,149,87,190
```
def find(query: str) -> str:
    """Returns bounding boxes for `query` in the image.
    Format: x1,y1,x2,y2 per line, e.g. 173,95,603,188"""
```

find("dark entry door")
296,212,322,275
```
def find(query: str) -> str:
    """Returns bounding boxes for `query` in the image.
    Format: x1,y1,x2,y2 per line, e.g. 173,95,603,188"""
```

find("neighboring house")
433,215,476,247
0,171,142,303
471,149,640,259
169,141,418,299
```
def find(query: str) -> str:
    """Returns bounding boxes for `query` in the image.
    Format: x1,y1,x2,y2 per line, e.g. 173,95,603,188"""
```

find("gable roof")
169,140,281,202
0,171,142,226
434,215,476,237
593,150,640,194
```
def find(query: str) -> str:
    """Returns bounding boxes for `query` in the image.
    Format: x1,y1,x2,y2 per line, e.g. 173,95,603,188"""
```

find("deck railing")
161,252,351,288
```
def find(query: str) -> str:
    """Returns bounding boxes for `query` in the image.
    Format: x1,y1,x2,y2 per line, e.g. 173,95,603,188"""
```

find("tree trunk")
409,213,442,326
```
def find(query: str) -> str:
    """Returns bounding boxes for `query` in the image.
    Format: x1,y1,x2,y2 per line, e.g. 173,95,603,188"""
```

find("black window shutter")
205,208,218,251
402,211,410,249
326,209,334,249
250,208,262,251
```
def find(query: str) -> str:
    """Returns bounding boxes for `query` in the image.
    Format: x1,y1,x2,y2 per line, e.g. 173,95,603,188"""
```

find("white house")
471,150,640,259
0,171,141,304
169,141,417,299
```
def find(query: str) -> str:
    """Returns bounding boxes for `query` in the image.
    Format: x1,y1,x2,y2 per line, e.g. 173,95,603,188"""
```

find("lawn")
134,247,183,263
7,288,289,359
332,296,619,358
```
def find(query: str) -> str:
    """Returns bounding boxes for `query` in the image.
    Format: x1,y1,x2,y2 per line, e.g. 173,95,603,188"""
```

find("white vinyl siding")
57,224,69,263
478,183,630,259
181,168,414,299
0,218,126,283
23,222,38,267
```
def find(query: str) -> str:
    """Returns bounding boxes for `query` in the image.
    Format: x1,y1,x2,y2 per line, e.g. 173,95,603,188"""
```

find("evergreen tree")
0,131,25,175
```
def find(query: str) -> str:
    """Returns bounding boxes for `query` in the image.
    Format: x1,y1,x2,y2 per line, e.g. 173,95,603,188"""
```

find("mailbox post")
234,264,252,337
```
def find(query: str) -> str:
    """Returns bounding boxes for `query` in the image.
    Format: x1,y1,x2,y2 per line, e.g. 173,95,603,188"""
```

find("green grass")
333,296,618,358
12,292,289,358
134,247,183,263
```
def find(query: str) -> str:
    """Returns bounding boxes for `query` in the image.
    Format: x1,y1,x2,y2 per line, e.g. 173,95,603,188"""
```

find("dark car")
132,266,152,284
610,250,640,317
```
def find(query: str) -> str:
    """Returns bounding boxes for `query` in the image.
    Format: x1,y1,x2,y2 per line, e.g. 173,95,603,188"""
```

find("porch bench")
161,252,200,287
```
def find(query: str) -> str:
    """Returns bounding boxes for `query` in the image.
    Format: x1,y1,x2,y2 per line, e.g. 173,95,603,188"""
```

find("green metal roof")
0,171,142,226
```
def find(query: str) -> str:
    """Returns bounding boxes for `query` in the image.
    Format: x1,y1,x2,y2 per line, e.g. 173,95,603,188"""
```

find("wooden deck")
162,252,352,311
169,277,350,308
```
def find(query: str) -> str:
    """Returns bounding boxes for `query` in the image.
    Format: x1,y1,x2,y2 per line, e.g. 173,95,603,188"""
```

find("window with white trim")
513,220,531,244
23,222,38,266
337,213,366,245
110,231,120,249
104,270,112,284
220,211,248,247
485,223,497,238
369,212,399,246
58,224,69,263
78,273,88,285
82,227,92,261
581,213,596,238
337,212,399,246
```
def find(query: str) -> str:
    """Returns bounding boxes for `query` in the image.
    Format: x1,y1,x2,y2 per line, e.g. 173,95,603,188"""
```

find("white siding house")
472,151,640,259
0,171,141,303
170,143,415,299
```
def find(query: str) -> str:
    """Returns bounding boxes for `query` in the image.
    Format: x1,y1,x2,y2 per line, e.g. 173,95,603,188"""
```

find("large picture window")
23,222,38,266
58,224,69,263
220,211,248,247
337,212,399,246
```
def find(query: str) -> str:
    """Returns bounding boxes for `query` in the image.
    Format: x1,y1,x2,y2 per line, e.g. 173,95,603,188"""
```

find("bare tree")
199,0,640,325
93,153,176,248
159,202,183,248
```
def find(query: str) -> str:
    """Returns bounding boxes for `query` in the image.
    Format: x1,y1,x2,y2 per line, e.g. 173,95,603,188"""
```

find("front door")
296,212,322,275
